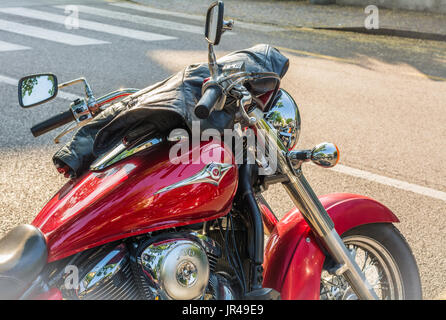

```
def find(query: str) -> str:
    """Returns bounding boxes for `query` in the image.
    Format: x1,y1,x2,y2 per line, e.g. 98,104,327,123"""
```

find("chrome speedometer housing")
264,89,301,150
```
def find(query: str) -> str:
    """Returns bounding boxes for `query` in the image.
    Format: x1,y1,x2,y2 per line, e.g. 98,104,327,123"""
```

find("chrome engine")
63,232,234,300
139,236,211,299
63,243,140,300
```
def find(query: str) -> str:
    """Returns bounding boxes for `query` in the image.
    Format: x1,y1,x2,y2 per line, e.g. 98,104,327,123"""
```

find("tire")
321,223,422,300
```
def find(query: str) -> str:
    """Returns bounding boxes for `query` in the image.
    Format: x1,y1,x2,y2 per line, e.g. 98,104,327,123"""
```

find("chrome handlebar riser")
53,88,139,144
58,77,98,113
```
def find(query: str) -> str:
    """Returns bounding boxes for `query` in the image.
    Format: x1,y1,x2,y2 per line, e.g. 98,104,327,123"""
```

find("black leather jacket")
53,44,289,178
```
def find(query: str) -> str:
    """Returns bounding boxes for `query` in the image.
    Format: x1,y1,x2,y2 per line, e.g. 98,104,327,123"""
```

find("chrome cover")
140,233,214,300
76,243,137,299
70,98,92,125
264,89,301,150
90,136,163,171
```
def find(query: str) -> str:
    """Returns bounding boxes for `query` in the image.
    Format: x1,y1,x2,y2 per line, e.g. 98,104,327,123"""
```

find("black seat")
0,224,47,299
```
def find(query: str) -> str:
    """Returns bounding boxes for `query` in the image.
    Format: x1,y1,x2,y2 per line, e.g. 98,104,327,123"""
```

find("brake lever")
233,87,257,126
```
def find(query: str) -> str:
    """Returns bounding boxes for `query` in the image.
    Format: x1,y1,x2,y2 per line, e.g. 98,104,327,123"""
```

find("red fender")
262,193,399,300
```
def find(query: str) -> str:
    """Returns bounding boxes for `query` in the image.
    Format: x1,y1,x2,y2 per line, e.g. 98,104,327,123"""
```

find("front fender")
263,193,399,300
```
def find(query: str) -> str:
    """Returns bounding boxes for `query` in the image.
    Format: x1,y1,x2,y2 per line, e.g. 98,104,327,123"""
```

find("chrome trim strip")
154,162,233,194
90,136,163,171
97,88,140,108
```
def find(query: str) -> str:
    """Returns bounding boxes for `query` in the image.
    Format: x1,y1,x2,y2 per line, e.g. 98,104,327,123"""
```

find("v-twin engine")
62,232,235,300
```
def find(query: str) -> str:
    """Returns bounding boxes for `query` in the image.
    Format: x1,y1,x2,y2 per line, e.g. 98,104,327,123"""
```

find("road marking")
110,2,205,21
53,89,82,101
0,19,108,46
5,71,445,202
0,40,30,52
331,164,446,202
0,74,82,101
0,74,21,86
4,66,443,201
0,7,176,42
109,2,283,33
54,5,203,35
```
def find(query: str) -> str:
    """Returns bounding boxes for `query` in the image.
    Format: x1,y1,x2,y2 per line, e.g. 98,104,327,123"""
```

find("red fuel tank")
32,139,238,262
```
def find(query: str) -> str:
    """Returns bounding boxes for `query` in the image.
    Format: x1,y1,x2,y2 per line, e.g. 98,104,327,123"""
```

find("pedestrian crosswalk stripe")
55,90,83,101
109,2,284,33
0,74,20,86
0,19,109,46
0,7,176,42
0,74,82,101
110,2,205,22
54,5,204,35
0,40,30,52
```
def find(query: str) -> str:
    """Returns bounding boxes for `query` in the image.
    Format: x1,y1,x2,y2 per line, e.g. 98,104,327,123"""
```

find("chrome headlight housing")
264,89,301,150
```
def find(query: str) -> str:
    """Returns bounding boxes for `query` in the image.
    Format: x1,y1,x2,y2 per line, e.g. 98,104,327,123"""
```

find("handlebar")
31,110,74,137
194,71,280,121
194,85,222,119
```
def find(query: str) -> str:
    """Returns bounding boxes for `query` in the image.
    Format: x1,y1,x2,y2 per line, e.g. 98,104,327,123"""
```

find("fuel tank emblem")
155,162,233,194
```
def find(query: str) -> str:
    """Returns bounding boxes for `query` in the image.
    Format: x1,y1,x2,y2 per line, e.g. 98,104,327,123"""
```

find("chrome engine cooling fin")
207,252,219,272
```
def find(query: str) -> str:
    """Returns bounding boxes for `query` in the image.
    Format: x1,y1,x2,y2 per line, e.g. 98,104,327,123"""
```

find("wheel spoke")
361,250,369,271
320,234,403,300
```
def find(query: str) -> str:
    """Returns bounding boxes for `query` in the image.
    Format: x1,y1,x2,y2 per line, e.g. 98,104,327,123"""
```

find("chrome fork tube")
282,173,378,300
252,110,378,300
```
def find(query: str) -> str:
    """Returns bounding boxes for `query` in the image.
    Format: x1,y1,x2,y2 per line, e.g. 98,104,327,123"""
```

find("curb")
129,0,446,41
315,27,446,42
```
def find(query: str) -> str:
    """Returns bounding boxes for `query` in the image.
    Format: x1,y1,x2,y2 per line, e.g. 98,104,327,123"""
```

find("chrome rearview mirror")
311,142,340,168
18,73,58,108
205,1,224,45
265,90,301,150
287,142,340,169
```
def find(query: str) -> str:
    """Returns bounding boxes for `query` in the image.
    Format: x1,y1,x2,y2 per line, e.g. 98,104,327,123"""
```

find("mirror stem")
58,77,98,113
208,43,218,80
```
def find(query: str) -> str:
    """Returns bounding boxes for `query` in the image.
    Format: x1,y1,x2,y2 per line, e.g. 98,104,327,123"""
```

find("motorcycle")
0,1,422,300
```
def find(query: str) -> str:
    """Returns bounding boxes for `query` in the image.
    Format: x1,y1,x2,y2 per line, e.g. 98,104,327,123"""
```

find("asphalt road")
0,0,445,299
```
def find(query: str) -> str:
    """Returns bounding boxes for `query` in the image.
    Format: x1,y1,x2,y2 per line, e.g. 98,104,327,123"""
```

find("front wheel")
320,223,422,300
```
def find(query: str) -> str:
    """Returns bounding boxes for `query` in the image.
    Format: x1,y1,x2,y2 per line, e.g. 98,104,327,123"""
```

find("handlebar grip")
31,110,75,137
194,85,222,119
